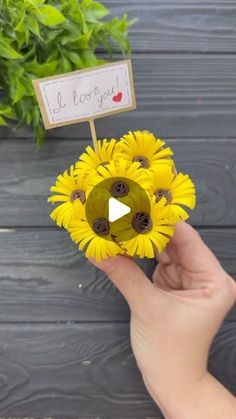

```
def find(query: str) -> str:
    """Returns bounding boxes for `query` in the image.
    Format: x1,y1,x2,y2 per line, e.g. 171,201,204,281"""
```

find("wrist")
143,372,208,419
144,372,236,419
142,369,209,414
140,346,209,399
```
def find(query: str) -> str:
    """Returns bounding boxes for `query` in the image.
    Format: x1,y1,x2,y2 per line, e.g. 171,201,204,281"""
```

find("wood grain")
1,54,236,139
0,227,154,321
0,138,235,227
0,227,234,322
104,0,236,53
0,322,234,417
0,324,160,417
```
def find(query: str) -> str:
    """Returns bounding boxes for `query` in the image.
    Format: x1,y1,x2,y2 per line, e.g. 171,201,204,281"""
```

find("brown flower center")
93,218,109,237
70,189,86,204
133,155,149,168
155,189,172,204
132,212,153,234
111,181,129,197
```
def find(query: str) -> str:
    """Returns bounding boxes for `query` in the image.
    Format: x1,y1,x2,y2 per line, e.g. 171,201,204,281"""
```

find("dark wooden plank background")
0,0,235,416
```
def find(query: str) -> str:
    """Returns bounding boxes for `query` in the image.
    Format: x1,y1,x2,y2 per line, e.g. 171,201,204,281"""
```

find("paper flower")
149,165,196,220
112,194,177,258
115,130,173,170
48,165,89,228
68,196,123,261
88,159,152,195
48,133,196,261
75,138,117,174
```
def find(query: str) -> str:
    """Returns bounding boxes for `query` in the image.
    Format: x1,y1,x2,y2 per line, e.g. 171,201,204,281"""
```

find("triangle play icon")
108,198,131,223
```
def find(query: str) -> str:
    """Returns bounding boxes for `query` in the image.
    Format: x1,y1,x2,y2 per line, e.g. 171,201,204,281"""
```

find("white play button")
108,198,131,223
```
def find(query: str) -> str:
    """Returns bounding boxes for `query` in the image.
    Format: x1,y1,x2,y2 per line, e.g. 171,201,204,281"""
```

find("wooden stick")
89,119,98,152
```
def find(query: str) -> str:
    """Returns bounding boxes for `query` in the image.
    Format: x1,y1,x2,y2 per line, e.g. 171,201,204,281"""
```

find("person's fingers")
172,221,222,272
154,246,172,265
88,255,156,310
156,221,223,274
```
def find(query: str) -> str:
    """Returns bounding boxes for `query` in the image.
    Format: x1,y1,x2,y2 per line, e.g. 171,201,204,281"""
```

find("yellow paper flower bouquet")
48,131,196,261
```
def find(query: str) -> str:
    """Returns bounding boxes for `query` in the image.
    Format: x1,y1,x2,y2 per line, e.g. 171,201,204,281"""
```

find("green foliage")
0,0,135,146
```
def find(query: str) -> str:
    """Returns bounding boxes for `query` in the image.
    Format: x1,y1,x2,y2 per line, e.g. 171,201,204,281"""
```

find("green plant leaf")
0,115,7,126
107,15,132,55
12,79,27,104
25,59,59,76
15,97,34,127
21,43,36,61
15,23,30,48
26,0,46,7
35,122,45,147
0,103,15,119
60,32,82,46
0,39,23,59
44,27,63,43
60,30,92,49
35,5,66,26
15,13,26,33
81,0,93,8
84,1,109,22
70,8,87,31
65,50,83,67
80,50,97,67
26,15,41,38
59,56,73,73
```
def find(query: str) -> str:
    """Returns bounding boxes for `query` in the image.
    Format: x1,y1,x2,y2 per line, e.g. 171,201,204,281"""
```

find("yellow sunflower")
150,164,196,220
48,165,89,229
112,193,178,258
68,198,123,261
75,138,118,174
88,158,152,196
115,131,174,170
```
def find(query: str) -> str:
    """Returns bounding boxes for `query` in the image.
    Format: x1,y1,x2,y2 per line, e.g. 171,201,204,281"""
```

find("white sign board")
33,60,136,129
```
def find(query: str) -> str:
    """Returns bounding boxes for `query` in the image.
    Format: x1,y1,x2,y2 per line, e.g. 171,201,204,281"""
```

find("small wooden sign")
32,59,136,130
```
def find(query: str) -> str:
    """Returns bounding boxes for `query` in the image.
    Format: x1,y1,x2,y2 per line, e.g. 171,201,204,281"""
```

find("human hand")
89,221,236,415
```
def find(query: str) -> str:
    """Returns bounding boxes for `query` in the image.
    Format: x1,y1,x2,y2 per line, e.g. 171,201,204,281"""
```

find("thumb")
88,255,155,310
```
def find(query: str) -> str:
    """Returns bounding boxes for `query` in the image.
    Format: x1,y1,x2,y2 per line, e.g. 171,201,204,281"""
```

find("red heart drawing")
113,92,123,102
